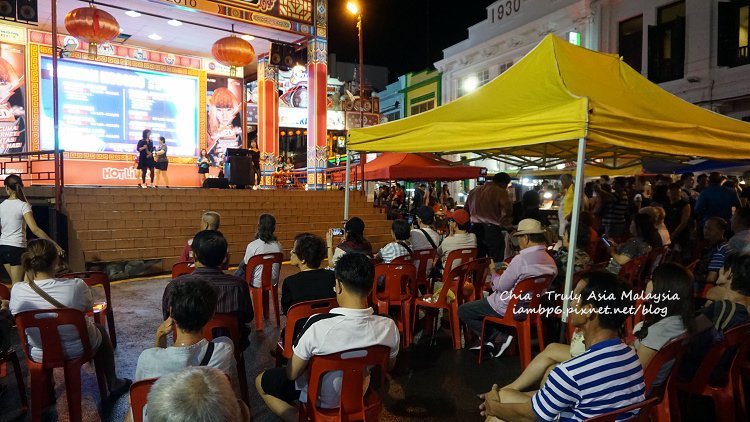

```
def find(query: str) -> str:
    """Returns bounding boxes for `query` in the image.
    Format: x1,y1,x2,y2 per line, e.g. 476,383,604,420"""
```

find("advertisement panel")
206,75,244,165
0,41,26,153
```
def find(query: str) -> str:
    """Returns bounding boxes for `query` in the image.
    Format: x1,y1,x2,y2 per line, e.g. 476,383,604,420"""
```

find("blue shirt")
532,338,645,422
695,185,740,224
707,242,731,273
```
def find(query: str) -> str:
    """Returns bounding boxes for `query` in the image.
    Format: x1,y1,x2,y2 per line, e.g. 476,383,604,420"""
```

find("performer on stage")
137,129,155,188
198,148,210,185
249,139,261,186
154,136,169,188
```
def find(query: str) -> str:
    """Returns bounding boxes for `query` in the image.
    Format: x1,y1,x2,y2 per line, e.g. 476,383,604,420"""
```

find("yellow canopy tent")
515,164,643,179
347,34,750,331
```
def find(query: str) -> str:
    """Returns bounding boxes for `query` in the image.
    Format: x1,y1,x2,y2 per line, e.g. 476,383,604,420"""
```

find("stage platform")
61,187,390,274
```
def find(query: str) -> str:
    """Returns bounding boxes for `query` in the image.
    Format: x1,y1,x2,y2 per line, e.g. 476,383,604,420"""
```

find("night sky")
326,0,497,81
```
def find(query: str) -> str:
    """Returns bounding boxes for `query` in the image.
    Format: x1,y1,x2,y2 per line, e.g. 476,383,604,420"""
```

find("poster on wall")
39,57,199,156
207,76,243,165
0,42,26,154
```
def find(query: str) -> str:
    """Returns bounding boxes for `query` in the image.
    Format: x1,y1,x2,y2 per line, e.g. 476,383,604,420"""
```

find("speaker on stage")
203,178,230,189
0,0,15,19
270,43,300,71
17,0,37,22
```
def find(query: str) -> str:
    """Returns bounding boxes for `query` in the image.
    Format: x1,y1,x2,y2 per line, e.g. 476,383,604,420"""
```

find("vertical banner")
0,42,26,153
206,76,243,165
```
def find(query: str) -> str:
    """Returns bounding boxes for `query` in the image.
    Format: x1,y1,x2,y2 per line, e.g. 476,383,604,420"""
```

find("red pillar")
307,38,328,190
257,56,279,186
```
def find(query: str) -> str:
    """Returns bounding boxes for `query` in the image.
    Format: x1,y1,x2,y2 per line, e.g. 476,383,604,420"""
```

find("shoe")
137,184,142,188
139,184,147,189
469,342,494,352
153,185,159,188
493,335,514,358
108,378,132,400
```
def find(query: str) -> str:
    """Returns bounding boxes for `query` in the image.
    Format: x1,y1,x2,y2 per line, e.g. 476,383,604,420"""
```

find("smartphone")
330,227,345,236
407,215,415,226
600,237,612,247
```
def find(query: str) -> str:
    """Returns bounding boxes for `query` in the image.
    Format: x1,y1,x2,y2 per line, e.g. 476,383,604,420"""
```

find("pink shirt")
488,245,557,316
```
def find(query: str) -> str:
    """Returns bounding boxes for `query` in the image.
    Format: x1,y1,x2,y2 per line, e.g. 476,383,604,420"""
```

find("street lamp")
345,1,364,220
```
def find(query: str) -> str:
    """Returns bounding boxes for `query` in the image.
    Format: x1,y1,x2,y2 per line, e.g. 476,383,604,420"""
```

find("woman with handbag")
9,238,131,397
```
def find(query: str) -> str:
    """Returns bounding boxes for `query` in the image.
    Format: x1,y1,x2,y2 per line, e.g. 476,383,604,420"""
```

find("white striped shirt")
532,338,645,422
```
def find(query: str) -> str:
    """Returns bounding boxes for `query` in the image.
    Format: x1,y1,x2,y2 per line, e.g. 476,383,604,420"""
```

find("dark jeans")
141,166,154,184
470,223,505,261
458,298,503,342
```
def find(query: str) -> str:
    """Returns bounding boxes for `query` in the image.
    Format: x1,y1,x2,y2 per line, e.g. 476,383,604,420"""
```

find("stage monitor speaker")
270,43,298,70
203,178,229,189
226,147,250,157
0,0,15,19
17,0,37,22
228,155,253,186
270,43,284,67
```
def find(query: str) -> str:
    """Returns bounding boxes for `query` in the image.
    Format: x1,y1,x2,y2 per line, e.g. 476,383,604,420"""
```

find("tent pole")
560,137,587,342
344,146,351,221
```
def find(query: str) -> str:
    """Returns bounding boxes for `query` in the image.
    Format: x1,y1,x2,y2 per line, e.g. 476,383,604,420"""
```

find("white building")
434,0,602,194
602,0,750,121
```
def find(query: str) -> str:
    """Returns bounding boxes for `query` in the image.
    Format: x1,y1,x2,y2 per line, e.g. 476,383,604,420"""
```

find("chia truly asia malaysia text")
496,290,680,318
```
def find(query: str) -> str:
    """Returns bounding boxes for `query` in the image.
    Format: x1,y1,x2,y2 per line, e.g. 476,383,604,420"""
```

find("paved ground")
0,265,521,422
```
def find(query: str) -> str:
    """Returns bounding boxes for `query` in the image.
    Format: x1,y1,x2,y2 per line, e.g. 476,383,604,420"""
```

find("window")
410,101,435,115
499,61,514,75
457,69,491,98
619,15,643,72
718,0,750,67
386,111,401,122
648,1,686,83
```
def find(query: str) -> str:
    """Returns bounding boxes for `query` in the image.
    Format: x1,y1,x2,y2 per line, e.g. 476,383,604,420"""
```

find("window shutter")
647,25,662,82
671,17,686,79
717,2,739,67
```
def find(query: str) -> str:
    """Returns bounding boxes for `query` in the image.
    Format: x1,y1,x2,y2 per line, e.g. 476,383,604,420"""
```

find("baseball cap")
513,219,546,236
446,209,470,225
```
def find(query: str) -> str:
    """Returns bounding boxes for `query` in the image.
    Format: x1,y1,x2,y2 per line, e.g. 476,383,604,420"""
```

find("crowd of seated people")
4,169,750,421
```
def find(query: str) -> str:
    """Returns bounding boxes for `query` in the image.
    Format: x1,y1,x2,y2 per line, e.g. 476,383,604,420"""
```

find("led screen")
39,56,198,156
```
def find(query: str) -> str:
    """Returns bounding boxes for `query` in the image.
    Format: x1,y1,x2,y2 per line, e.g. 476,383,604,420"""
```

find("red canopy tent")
363,153,482,181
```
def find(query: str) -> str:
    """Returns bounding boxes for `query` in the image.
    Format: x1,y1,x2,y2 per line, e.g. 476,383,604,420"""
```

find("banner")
207,75,244,165
149,0,314,35
0,42,26,153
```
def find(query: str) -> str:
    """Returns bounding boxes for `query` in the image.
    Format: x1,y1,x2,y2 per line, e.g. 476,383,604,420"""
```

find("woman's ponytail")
4,174,27,202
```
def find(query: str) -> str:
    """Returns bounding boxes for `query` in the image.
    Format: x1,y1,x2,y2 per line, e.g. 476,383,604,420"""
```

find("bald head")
201,211,221,231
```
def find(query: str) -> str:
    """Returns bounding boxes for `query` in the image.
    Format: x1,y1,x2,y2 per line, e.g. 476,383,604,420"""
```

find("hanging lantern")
64,5,120,57
303,130,308,136
295,130,301,135
211,36,255,77
280,131,286,136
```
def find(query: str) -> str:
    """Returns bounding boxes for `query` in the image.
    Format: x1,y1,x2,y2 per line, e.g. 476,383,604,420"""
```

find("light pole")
345,1,364,220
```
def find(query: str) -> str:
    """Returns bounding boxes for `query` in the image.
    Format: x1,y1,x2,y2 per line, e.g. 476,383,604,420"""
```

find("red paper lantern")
295,130,301,135
280,131,286,136
211,36,255,77
64,6,120,56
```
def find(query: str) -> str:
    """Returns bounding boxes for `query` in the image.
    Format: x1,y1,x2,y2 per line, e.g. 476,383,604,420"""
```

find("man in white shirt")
437,209,477,268
256,253,400,421
410,206,441,251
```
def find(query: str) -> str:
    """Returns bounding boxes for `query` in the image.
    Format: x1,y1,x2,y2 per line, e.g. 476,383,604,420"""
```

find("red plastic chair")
171,261,195,279
14,308,108,422
619,254,648,286
674,323,750,421
442,248,478,274
373,263,417,347
637,246,669,291
642,334,688,422
0,282,9,300
276,298,338,366
245,253,284,331
411,263,469,350
201,313,250,405
478,274,554,367
130,378,157,422
0,347,27,412
61,271,118,348
389,254,414,265
299,345,390,422
412,249,437,294
463,257,491,301
583,396,659,422
624,296,645,343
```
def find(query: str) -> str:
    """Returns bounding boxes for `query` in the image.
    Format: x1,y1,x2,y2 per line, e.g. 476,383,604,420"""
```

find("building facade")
603,0,750,121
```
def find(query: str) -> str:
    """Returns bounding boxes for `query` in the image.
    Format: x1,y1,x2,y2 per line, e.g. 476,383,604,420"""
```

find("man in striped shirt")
479,271,645,421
